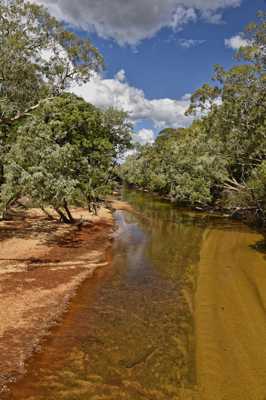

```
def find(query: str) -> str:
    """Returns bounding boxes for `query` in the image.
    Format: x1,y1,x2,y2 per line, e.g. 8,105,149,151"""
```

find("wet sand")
196,228,266,400
0,207,113,393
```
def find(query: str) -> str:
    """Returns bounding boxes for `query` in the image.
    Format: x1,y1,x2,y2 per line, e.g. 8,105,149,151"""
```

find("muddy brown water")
5,190,266,400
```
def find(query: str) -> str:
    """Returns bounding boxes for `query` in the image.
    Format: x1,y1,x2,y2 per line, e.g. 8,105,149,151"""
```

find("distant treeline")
120,12,266,227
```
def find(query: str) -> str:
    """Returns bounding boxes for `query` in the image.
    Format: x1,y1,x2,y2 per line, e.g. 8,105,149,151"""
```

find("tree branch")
0,97,55,126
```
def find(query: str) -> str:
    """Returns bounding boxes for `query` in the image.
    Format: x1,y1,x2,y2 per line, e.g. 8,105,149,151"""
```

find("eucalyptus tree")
2,94,132,222
185,11,266,219
0,0,103,184
0,0,109,220
121,13,266,223
121,123,228,205
0,0,103,126
187,11,266,182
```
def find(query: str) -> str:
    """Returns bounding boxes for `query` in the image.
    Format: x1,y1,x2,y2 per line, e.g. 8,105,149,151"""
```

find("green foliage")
121,12,266,223
0,0,103,125
121,124,228,205
0,0,133,222
248,161,266,221
1,94,132,221
0,3,265,226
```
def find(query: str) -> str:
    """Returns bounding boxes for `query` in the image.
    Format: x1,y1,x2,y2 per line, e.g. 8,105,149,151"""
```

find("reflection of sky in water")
8,190,230,400
7,190,266,400
113,210,152,283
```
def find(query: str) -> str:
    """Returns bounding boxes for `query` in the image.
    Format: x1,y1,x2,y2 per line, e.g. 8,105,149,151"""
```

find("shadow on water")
6,189,262,400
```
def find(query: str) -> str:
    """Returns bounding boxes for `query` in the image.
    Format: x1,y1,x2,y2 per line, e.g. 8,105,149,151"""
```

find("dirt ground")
0,206,114,393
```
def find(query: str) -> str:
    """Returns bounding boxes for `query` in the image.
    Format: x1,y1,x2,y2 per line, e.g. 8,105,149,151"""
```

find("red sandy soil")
0,207,114,393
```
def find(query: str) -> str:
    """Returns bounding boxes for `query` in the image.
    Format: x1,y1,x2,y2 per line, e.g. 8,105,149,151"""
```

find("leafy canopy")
121,12,266,224
2,94,132,221
0,1,133,222
0,0,103,125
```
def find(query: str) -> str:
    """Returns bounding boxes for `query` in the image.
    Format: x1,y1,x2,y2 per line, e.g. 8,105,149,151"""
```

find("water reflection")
8,189,266,400
7,190,206,400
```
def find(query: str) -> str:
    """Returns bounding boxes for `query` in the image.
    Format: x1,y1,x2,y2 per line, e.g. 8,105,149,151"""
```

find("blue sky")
35,0,265,143
89,0,263,99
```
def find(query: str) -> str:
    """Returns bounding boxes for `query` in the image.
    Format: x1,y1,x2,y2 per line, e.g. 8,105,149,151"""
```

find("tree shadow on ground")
0,208,101,250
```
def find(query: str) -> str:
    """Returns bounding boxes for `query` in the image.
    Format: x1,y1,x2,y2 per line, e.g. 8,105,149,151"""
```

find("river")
6,189,266,400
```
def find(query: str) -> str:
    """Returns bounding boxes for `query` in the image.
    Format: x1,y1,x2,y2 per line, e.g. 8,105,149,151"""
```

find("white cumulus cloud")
115,69,126,82
71,71,192,129
225,34,250,50
32,0,242,45
133,128,155,145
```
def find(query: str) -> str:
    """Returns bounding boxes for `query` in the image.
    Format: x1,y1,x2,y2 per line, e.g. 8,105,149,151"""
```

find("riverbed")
5,189,266,400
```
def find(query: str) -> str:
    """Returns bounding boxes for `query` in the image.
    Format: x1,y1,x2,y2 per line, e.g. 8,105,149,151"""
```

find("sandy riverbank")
196,227,266,400
0,207,114,393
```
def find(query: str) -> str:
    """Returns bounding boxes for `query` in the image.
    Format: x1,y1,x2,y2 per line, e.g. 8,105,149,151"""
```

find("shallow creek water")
6,190,266,400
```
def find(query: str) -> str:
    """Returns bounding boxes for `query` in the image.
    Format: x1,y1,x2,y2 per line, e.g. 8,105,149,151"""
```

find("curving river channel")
6,190,266,400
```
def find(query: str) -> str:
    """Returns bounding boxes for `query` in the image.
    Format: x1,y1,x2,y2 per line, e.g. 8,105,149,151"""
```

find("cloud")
115,69,126,82
71,71,192,129
178,38,206,48
133,129,155,145
32,0,241,45
225,34,250,50
200,9,224,24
